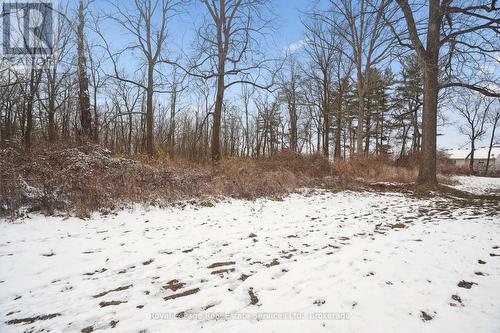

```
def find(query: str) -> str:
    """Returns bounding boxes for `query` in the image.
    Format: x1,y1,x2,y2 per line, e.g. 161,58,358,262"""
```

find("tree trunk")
290,108,297,153
484,112,499,175
93,87,99,143
77,0,92,141
24,100,33,150
334,80,345,161
211,72,225,161
48,109,56,143
24,58,38,150
469,138,475,175
364,98,371,155
416,0,440,185
322,77,330,157
356,75,365,155
145,64,154,157
169,84,177,157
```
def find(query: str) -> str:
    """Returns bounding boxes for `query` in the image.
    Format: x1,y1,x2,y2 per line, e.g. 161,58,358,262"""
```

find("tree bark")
485,112,499,175
322,75,330,157
416,0,440,185
145,64,154,157
469,137,475,175
212,71,225,161
356,75,365,155
77,0,92,141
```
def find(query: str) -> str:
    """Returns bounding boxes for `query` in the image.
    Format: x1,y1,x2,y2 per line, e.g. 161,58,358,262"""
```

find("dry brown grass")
0,146,332,217
1,145,466,218
333,155,418,184
210,151,332,199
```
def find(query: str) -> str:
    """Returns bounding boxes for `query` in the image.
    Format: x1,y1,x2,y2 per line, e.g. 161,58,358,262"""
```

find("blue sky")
87,0,496,150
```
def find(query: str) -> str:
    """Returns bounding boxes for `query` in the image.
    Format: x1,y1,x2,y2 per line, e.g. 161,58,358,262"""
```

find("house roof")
444,146,500,160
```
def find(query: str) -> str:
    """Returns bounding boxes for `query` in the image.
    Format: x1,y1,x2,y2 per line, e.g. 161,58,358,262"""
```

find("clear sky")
88,0,497,151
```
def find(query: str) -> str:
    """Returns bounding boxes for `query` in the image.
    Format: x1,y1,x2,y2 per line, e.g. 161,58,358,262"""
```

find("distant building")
444,146,500,175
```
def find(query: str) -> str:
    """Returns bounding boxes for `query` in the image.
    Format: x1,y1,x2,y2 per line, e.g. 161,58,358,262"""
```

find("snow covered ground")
451,176,500,195
1,185,499,332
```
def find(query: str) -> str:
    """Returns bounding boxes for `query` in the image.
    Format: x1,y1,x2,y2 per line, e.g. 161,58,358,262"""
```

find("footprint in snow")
248,288,259,305
457,280,477,289
142,259,154,265
420,311,434,321
450,294,463,307
313,299,326,306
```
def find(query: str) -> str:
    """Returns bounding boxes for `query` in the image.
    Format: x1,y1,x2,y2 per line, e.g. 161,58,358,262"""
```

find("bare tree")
314,0,395,155
303,20,336,157
189,0,277,161
453,91,493,174
40,5,73,143
392,0,499,185
278,56,302,153
99,0,185,157
77,0,92,141
485,103,499,175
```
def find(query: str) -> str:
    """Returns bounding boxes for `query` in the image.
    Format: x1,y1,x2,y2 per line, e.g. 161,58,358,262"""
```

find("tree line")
0,0,498,185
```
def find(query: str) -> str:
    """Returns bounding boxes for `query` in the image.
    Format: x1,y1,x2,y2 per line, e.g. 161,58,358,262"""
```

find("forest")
0,0,498,186
1,2,500,333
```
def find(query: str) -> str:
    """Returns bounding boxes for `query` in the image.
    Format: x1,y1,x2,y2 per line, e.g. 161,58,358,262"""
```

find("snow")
444,148,471,160
1,189,499,333
444,147,500,160
451,176,500,195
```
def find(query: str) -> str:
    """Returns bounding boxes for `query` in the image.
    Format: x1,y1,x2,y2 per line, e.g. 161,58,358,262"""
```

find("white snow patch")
0,191,499,332
451,176,500,195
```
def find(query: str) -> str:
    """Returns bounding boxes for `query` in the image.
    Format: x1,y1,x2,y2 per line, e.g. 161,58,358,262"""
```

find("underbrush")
0,146,332,218
1,146,464,218
334,155,418,184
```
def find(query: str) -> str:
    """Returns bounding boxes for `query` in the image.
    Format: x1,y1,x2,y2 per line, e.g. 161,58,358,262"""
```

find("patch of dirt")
266,258,280,267
6,311,19,316
203,304,216,310
6,313,61,325
163,280,186,292
420,311,433,321
457,280,477,289
450,294,463,307
83,268,107,276
390,223,406,229
164,288,200,301
239,274,251,281
207,261,236,269
313,299,326,306
211,268,236,275
110,320,119,328
99,300,127,307
81,326,94,333
93,285,133,298
478,259,486,264
142,259,154,265
249,288,259,305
